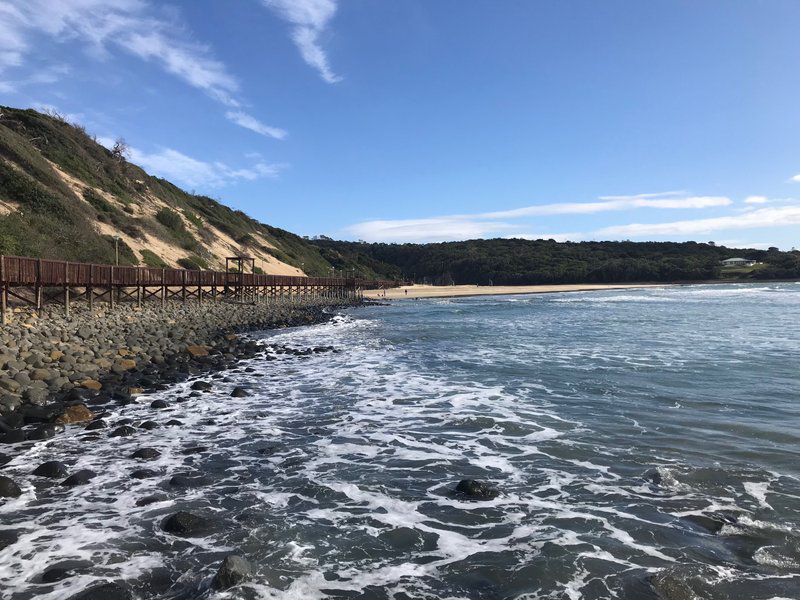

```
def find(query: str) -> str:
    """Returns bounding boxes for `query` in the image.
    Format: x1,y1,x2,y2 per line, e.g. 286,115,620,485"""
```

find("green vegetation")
177,255,209,270
311,239,800,284
140,249,168,268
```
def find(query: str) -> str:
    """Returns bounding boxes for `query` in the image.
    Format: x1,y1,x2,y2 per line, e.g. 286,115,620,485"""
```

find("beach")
365,282,665,299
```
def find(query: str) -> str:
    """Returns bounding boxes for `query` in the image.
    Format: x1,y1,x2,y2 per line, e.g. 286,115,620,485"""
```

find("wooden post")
197,271,201,305
64,261,70,317
212,271,217,301
88,264,94,311
161,268,166,308
109,265,115,309
1,256,6,325
35,258,42,311
136,267,142,308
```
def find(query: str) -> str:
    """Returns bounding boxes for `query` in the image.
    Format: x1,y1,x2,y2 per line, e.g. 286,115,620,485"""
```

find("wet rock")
0,475,22,497
0,452,11,466
643,469,663,486
39,560,92,583
683,512,738,534
32,460,69,478
28,424,61,440
109,425,137,437
180,446,208,455
61,469,96,487
454,479,499,500
214,554,253,589
164,419,183,426
54,404,94,424
135,494,166,507
230,387,249,398
131,448,160,460
85,419,106,430
161,511,211,537
0,528,19,550
150,399,168,409
131,469,158,480
0,429,26,444
190,381,212,391
138,420,159,430
66,581,132,600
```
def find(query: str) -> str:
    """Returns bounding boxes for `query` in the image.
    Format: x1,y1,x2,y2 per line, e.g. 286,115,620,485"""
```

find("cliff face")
0,106,336,276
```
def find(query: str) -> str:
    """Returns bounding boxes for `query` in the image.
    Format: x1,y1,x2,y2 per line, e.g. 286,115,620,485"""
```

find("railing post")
109,265,115,309
136,267,142,308
35,258,42,311
161,268,166,308
64,261,70,318
181,269,186,303
88,264,94,311
1,255,6,325
197,270,201,305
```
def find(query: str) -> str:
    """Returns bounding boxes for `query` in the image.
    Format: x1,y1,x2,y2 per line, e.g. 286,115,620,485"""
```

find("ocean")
1,282,799,599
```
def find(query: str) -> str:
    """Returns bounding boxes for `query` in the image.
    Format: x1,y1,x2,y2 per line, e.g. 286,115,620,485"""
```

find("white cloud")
96,136,284,188
744,195,768,204
596,204,800,237
345,217,517,243
791,174,800,183
481,192,731,219
0,0,283,137
263,0,342,83
225,110,287,140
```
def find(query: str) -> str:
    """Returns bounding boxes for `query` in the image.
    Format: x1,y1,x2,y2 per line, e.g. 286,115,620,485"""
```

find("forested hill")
311,238,800,285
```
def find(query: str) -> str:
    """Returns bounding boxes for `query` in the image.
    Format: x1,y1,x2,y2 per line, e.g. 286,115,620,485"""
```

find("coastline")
365,282,667,300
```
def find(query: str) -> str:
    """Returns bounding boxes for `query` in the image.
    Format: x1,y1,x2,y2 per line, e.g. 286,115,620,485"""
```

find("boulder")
81,380,103,391
138,420,159,430
160,511,211,537
190,380,212,391
0,475,22,497
214,555,253,589
28,424,60,441
109,425,137,437
55,404,94,425
130,469,158,479
61,469,96,487
130,448,160,460
0,430,26,444
150,399,168,409
85,420,107,430
454,479,499,500
230,387,249,398
32,460,69,478
186,345,210,357
66,582,132,600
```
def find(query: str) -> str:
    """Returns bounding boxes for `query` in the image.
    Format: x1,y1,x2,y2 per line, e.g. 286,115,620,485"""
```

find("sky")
1,0,800,250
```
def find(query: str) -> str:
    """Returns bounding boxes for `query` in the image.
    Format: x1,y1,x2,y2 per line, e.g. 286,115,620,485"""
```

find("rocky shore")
0,297,358,436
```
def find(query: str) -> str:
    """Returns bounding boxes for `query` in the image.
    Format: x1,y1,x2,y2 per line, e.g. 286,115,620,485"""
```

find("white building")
721,257,756,267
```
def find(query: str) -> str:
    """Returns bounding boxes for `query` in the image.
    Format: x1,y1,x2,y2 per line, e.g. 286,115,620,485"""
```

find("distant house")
721,257,756,267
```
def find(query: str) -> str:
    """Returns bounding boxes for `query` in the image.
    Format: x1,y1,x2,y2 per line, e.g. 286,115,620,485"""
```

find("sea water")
1,282,798,599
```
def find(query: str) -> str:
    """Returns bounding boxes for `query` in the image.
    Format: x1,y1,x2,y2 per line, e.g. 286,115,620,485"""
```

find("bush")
177,255,208,270
140,249,168,268
155,207,184,230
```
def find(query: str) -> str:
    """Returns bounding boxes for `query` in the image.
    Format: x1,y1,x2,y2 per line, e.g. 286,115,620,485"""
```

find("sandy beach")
364,283,666,300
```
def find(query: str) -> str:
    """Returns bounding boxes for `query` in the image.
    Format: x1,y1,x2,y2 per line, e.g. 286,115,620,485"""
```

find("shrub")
155,207,184,230
177,255,208,270
140,249,167,268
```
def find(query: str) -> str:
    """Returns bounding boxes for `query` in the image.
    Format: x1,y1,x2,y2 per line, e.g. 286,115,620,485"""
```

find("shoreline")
364,278,798,300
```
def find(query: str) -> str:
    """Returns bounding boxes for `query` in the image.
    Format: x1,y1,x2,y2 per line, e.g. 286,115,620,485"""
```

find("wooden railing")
0,255,398,322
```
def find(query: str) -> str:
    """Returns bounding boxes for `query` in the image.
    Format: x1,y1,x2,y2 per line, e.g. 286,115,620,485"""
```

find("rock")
230,387,249,398
115,359,137,371
0,453,11,466
190,380,212,391
169,474,208,488
23,387,49,405
39,560,92,583
164,419,182,426
180,446,208,455
0,529,19,550
28,424,60,440
49,350,64,361
85,419,107,430
150,399,168,409
130,469,158,479
131,448,160,460
61,469,96,487
0,475,22,497
81,380,103,391
55,404,94,424
214,555,253,589
186,345,210,357
32,460,69,478
454,479,499,500
135,494,165,506
138,420,159,430
127,387,144,396
30,368,55,381
109,425,137,437
66,582,132,600
160,511,211,537
0,430,26,444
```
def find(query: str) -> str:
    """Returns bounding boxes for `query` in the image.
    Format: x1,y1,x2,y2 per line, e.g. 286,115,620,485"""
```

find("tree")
111,137,130,162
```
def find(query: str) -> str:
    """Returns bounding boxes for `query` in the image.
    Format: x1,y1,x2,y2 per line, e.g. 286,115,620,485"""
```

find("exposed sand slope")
365,283,666,300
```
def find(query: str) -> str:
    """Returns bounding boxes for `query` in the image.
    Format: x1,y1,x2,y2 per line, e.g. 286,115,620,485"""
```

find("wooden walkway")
0,255,396,323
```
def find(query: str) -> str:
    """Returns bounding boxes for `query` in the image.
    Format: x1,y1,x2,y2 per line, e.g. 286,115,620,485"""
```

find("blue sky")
2,0,800,249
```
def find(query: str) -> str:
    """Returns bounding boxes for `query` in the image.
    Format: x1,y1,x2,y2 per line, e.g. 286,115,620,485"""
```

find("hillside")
0,106,346,276
310,238,800,285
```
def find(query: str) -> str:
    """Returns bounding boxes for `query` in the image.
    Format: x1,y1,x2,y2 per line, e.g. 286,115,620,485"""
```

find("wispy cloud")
344,192,733,243
97,136,284,189
0,0,282,138
263,0,342,84
744,195,769,204
596,204,800,237
225,110,286,140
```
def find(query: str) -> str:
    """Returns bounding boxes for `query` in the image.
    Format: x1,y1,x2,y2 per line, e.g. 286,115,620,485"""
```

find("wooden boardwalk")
0,255,396,323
